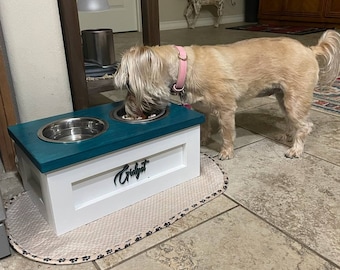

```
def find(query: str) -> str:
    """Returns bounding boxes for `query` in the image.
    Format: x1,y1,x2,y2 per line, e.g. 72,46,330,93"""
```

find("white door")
78,0,139,33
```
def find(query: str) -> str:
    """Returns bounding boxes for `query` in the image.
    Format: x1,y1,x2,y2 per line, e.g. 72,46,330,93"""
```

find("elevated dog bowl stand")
8,102,204,236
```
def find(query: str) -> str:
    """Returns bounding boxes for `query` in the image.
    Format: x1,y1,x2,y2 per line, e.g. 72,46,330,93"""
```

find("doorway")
78,0,139,33
58,0,160,110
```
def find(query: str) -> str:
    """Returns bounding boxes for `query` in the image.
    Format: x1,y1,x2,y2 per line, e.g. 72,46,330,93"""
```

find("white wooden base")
16,126,200,235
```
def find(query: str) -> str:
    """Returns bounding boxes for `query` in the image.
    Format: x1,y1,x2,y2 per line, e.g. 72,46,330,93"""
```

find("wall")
0,0,73,123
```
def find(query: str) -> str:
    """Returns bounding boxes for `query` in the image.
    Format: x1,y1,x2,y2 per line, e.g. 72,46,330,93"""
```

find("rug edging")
5,153,228,265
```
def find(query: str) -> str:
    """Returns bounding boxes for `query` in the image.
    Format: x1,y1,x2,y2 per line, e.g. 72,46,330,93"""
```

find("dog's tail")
311,30,340,88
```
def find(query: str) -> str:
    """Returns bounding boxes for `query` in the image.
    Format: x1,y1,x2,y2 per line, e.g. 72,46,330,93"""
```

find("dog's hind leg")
280,91,313,158
285,117,313,158
275,91,294,142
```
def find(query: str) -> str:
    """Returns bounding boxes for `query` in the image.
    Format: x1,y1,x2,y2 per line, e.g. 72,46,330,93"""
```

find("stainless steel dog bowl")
111,105,169,123
37,117,108,143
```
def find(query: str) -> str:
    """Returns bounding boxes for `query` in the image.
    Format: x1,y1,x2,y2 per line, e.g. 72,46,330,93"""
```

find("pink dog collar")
172,46,187,92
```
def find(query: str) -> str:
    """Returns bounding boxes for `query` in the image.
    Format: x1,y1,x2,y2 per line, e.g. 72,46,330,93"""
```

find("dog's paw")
284,147,302,159
200,137,208,146
276,133,293,142
218,148,234,160
200,131,211,146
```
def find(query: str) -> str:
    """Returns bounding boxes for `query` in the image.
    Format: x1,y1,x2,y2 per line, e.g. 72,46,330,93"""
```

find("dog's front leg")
192,103,212,145
200,113,211,145
217,109,236,160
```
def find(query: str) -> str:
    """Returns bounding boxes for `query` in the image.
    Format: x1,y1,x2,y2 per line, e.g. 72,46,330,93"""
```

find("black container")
82,29,115,67
245,0,259,22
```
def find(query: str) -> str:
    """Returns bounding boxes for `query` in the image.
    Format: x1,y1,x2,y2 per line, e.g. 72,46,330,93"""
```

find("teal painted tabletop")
8,102,205,173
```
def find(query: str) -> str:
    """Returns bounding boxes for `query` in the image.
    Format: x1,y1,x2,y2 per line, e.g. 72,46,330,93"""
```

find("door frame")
57,0,160,110
58,0,89,110
0,40,17,172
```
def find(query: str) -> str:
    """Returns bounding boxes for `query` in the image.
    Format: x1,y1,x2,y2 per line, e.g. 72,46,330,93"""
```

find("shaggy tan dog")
114,30,340,160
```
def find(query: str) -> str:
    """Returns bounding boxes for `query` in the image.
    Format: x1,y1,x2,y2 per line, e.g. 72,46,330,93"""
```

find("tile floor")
1,23,340,269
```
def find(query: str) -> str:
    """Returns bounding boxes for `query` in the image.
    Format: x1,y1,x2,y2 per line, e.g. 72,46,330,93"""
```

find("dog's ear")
135,46,164,79
114,47,135,89
115,46,164,91
128,46,164,89
118,46,167,100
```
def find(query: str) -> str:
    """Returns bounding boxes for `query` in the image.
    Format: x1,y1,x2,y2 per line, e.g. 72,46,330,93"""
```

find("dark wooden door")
259,0,284,16
324,0,340,18
283,0,324,18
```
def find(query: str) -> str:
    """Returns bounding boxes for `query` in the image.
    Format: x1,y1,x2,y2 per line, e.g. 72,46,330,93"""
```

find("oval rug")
5,153,228,265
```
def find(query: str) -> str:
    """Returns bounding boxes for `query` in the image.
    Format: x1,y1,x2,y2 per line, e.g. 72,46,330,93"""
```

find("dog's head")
114,46,171,117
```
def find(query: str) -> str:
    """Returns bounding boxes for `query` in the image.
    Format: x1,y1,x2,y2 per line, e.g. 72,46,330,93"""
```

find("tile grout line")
304,151,340,168
235,125,340,169
223,194,340,269
95,202,241,270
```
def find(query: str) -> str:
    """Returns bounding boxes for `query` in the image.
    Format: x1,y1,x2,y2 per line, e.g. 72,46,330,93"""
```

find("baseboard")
160,15,244,31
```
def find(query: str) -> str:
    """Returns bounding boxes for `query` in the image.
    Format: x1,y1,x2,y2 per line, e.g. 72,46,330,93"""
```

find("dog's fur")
114,30,340,160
